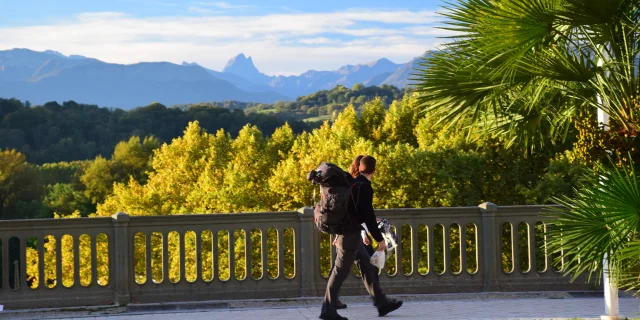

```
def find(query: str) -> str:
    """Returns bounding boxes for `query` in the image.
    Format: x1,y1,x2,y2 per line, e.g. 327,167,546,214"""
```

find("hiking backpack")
307,162,355,234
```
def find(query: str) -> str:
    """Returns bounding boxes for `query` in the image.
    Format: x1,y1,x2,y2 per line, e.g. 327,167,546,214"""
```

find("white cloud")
0,9,441,75
298,37,335,45
193,1,252,9
187,6,220,14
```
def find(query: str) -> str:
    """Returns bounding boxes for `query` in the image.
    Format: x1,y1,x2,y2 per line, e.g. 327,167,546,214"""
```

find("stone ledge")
0,291,628,319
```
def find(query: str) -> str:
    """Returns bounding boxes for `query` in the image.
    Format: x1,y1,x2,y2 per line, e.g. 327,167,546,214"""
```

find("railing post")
479,202,499,291
112,212,131,306
297,207,318,296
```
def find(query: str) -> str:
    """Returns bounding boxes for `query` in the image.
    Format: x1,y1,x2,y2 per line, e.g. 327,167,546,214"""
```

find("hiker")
319,155,403,320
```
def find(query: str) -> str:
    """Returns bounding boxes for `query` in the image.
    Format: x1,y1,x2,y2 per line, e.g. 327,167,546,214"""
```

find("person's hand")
377,240,386,252
363,237,370,246
332,237,338,246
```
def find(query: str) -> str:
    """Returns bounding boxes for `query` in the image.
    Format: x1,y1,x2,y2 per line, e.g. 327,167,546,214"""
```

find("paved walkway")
57,297,639,320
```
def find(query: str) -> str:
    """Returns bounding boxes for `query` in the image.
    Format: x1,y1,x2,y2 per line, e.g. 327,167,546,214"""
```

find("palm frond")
415,0,640,152
546,156,640,283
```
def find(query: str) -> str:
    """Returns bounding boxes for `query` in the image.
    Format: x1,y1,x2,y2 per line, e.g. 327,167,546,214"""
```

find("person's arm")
358,184,384,242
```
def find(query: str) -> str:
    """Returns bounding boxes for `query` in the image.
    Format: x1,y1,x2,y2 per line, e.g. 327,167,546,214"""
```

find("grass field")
303,115,332,123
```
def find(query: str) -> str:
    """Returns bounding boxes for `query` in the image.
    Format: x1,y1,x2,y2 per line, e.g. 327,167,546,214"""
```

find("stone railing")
0,203,597,310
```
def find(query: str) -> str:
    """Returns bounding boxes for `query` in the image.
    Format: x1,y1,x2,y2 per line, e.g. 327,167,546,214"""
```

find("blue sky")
1,0,449,75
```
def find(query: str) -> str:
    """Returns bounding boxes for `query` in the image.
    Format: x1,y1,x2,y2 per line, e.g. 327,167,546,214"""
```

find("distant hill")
220,54,406,98
381,52,433,88
0,48,431,109
222,53,272,85
0,49,287,109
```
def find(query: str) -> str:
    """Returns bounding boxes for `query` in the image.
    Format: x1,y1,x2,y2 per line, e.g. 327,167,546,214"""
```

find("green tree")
98,121,213,216
189,129,234,213
216,125,273,212
416,0,640,292
43,183,92,217
80,156,114,205
360,98,386,141
380,94,421,145
548,157,640,288
0,149,40,219
416,0,640,165
331,105,360,148
111,136,159,183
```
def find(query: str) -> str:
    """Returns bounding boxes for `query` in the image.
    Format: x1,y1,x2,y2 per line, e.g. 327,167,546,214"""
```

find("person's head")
349,155,376,179
349,155,364,178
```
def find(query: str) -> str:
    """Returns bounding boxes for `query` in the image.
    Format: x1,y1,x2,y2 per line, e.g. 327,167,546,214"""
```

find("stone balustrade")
0,203,597,310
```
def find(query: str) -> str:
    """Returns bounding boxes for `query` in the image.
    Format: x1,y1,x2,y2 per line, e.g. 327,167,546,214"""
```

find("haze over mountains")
0,48,429,110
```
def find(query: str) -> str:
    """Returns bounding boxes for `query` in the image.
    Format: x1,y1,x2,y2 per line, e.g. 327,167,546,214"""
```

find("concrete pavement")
5,293,640,320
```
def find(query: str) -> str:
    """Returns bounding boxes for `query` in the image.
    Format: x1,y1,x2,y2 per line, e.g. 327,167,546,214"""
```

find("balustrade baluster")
394,226,403,276
211,229,219,281
145,233,152,284
428,224,435,275
528,221,536,273
443,225,450,275
411,224,418,276
245,230,252,280
460,224,467,274
55,235,62,288
261,229,267,279
228,230,235,281
162,232,169,283
20,237,27,290
1,237,6,289
179,232,185,283
73,235,80,287
91,234,97,286
38,236,45,289
196,231,202,282
511,223,518,273
278,229,285,279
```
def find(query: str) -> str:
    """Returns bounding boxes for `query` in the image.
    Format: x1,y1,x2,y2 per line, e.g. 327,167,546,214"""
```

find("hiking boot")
335,300,347,309
319,313,348,320
377,299,403,317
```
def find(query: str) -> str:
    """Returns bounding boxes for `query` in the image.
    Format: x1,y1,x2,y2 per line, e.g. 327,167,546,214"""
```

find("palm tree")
547,156,640,288
414,0,640,297
415,0,639,164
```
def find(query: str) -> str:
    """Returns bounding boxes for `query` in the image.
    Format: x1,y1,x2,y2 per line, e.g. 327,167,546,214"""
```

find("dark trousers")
322,231,387,316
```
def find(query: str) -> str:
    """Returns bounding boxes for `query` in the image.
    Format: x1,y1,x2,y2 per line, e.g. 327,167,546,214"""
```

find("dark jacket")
347,174,384,242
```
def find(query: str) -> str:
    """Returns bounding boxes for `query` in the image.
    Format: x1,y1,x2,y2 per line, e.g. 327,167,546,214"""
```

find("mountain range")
0,48,430,109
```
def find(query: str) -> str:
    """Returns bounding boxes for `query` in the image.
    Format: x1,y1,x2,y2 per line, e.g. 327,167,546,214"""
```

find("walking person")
320,155,403,320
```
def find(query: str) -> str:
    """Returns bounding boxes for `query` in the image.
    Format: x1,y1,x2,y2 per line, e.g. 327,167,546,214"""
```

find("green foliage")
10,90,590,285
547,156,640,289
360,98,386,141
80,156,114,205
96,93,581,216
0,99,313,165
244,85,405,122
416,0,640,164
0,149,42,219
43,183,92,217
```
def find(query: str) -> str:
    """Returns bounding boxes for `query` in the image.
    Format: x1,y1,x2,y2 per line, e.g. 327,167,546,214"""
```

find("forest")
0,91,583,221
3,92,585,288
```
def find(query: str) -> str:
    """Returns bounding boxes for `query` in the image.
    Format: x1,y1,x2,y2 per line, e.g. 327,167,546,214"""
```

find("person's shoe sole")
336,303,347,309
378,300,403,317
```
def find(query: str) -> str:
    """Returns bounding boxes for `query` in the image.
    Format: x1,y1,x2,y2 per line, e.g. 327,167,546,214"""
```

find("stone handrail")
0,203,597,310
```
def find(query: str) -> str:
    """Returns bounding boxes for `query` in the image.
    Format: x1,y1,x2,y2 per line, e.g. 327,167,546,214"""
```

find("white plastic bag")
370,250,386,269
